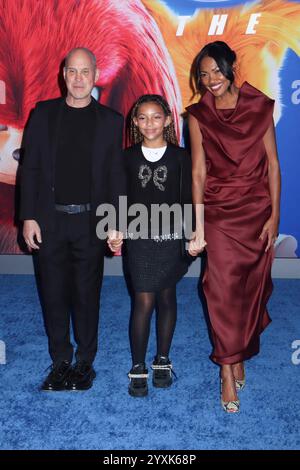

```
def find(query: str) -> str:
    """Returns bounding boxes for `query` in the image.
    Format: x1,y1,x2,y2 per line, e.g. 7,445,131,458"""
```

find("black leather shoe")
128,363,149,397
151,355,174,388
65,361,96,391
41,360,72,391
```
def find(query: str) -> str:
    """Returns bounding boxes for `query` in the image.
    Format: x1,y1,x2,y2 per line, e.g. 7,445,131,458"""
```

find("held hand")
259,216,279,252
188,231,207,257
107,230,124,253
23,220,42,251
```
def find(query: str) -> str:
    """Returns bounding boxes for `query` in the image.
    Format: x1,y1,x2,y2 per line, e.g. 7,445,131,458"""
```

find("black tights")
130,286,177,365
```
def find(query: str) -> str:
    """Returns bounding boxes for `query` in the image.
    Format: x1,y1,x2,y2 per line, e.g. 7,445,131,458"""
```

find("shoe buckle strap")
151,364,177,380
151,364,172,370
128,372,149,379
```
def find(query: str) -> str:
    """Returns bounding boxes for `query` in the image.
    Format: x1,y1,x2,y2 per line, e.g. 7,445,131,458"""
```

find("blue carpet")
0,275,299,450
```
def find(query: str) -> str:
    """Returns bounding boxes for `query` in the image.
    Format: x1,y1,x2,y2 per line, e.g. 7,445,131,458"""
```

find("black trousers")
36,211,105,365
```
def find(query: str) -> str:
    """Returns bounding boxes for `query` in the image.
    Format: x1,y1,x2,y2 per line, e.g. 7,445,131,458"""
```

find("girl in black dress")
109,95,192,397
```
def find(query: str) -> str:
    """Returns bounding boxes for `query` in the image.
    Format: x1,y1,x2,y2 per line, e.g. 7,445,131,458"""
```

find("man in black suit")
21,47,125,391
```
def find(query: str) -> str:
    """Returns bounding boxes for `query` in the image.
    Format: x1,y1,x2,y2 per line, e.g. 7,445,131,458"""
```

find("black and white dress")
124,143,192,292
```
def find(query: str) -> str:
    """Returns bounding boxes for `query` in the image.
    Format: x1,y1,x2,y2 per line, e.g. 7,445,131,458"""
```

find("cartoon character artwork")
142,0,300,122
141,0,300,258
0,0,181,253
0,0,299,256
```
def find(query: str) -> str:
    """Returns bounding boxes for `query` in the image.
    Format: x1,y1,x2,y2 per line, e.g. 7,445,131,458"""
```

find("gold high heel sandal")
234,365,246,391
235,375,246,391
220,378,240,413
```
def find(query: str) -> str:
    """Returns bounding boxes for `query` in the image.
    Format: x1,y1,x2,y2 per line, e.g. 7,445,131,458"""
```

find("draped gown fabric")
187,82,275,365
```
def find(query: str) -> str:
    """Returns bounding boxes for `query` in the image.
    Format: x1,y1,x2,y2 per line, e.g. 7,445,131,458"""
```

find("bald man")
21,48,125,391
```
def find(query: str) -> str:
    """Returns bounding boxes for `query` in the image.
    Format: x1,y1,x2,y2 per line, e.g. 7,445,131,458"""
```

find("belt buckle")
68,204,78,214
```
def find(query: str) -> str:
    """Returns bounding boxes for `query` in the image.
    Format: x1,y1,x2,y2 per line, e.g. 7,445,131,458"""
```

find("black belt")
55,203,91,214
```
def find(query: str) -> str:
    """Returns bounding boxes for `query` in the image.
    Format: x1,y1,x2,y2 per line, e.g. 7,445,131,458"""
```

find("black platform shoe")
41,360,72,391
151,355,175,388
66,361,96,391
128,363,149,397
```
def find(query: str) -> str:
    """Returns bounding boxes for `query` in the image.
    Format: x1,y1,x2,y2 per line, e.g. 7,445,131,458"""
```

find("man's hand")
23,220,42,251
107,230,124,253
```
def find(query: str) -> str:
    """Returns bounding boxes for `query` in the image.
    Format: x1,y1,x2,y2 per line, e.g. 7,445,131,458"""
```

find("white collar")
141,145,167,162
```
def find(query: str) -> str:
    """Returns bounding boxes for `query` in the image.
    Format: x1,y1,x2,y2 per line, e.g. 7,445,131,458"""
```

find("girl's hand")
259,216,279,252
107,230,124,252
188,231,207,257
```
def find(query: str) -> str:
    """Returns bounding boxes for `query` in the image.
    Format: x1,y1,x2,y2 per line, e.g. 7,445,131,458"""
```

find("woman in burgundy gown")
186,41,281,413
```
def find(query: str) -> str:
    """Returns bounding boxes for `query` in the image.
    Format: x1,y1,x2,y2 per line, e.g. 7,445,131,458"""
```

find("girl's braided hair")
129,94,178,146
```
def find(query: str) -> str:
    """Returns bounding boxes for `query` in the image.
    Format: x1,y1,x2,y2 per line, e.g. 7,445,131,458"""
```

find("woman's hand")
188,231,207,257
259,216,279,252
107,230,124,252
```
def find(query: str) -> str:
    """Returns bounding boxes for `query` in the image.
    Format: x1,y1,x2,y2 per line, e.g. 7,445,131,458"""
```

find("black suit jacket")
20,97,126,241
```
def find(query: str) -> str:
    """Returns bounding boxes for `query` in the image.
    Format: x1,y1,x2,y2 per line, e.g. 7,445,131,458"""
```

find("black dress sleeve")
108,114,126,231
180,149,192,205
179,148,195,234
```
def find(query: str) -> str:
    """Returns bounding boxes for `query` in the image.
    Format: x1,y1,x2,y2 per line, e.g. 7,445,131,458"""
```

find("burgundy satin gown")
187,82,274,365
